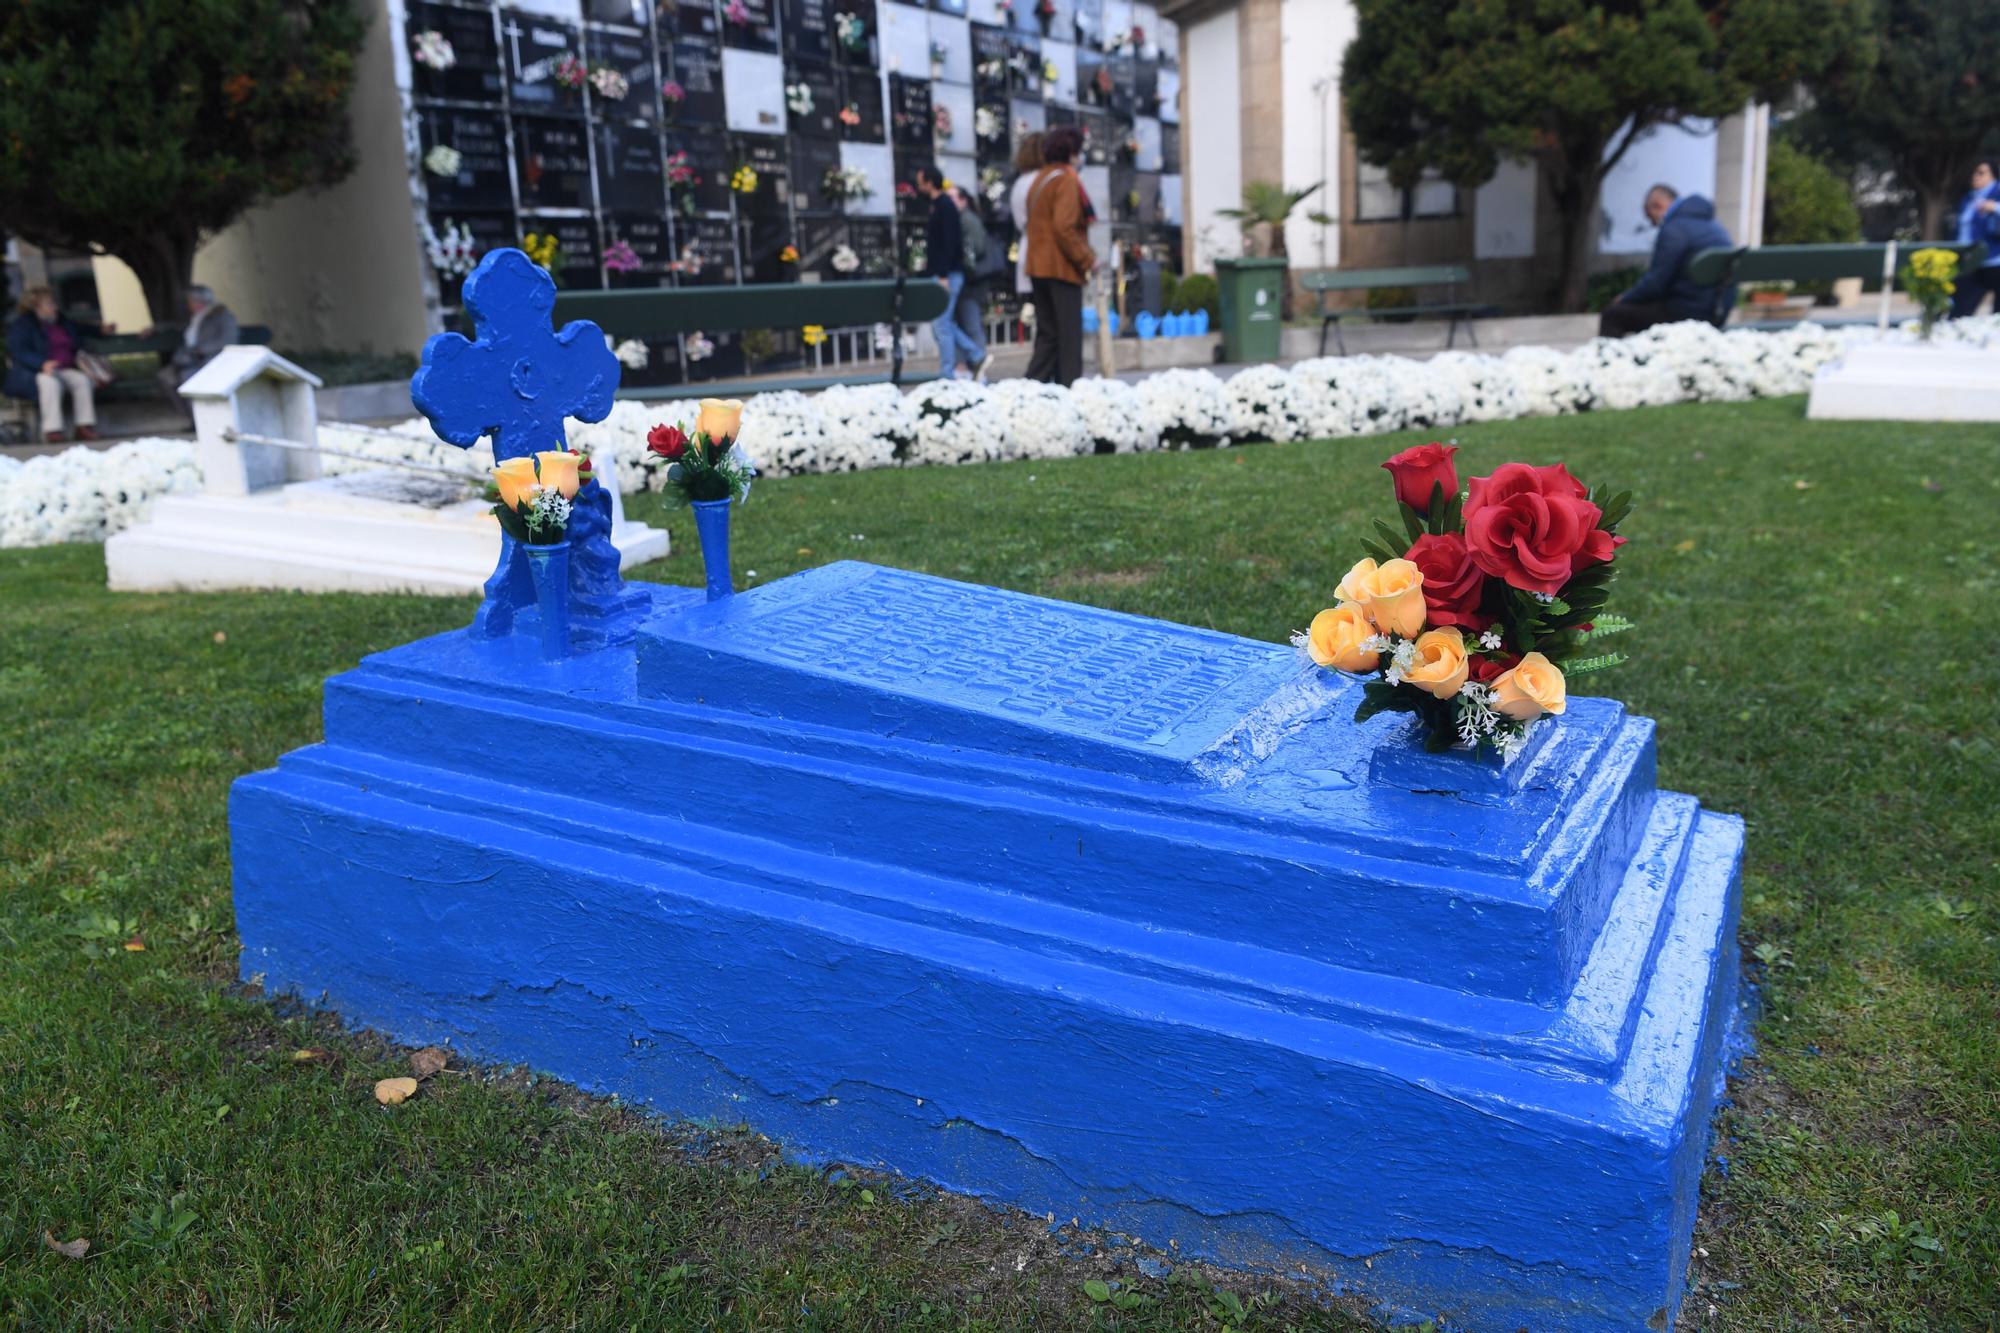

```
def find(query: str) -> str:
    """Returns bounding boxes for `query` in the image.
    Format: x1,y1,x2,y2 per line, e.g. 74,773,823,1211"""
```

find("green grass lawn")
3,396,1995,1331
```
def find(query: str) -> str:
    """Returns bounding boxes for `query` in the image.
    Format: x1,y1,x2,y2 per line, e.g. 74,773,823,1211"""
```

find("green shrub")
1764,139,1861,246
1172,272,1220,323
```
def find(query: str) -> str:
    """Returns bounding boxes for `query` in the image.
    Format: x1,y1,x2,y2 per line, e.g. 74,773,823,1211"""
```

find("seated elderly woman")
5,286,101,443
158,285,239,412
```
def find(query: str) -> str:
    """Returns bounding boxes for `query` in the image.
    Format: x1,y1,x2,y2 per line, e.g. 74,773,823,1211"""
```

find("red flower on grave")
1463,462,1621,595
647,423,688,459
1404,532,1491,632
1469,650,1521,685
1381,442,1457,512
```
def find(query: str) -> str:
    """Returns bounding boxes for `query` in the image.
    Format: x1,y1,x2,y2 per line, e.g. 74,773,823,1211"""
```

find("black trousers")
1597,300,1679,338
1027,276,1084,386
1950,264,2000,319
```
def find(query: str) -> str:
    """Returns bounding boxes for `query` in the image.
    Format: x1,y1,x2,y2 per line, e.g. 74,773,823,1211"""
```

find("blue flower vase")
524,541,571,661
692,497,734,601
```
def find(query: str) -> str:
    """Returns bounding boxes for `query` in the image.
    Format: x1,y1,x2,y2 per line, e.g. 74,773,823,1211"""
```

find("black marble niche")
514,115,595,210
784,0,837,62
420,107,514,211
501,9,584,114
888,73,933,150
839,67,886,142
596,120,667,212
408,1,504,104
719,0,779,52
585,24,659,123
667,36,727,126
787,59,842,139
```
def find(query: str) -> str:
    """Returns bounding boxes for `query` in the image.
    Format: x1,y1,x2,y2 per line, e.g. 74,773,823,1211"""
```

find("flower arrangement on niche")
779,243,799,264
830,244,861,274
520,232,565,278
603,239,642,273
684,329,716,361
422,218,478,277
933,105,953,138
976,57,1005,83
422,144,463,177
1041,58,1060,86
489,450,586,546
590,65,630,101
412,30,456,72
730,164,759,194
822,165,872,203
802,324,827,348
974,106,1003,142
834,11,867,51
647,400,754,505
1301,444,1635,756
723,0,751,27
786,82,814,116
612,338,650,370
1901,248,1959,339
980,166,1007,204
838,103,862,127
552,53,588,90
929,41,948,76
661,79,686,109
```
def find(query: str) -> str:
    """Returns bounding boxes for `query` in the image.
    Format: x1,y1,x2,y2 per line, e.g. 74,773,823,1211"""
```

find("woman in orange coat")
1022,126,1097,386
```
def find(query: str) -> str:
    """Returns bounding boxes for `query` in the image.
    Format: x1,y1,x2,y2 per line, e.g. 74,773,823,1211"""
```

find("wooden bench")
1686,242,1990,321
551,279,951,400
1302,264,1498,356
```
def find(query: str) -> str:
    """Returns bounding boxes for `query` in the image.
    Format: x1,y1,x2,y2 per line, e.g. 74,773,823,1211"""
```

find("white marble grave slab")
1807,341,2000,422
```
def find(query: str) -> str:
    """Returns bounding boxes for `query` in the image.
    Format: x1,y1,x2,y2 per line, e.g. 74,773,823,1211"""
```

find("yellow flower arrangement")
520,232,561,271
1901,247,1960,337
730,164,759,194
801,324,827,347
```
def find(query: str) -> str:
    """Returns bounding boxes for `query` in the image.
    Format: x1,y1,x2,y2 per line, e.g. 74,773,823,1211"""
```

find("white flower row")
3,316,1995,548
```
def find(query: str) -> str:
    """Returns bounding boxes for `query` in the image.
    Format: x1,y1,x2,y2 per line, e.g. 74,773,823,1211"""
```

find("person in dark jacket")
1949,160,2000,319
1599,185,1735,337
5,286,101,442
914,163,983,379
949,185,997,382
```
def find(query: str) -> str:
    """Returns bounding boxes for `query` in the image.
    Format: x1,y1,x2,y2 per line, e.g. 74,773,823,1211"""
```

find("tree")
1217,181,1326,261
1763,138,1861,244
1799,0,2000,240
1342,0,1867,311
0,0,369,324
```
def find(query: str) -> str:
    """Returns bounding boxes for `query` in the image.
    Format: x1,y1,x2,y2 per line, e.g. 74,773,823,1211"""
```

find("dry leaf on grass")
409,1047,450,1080
374,1076,420,1106
43,1231,89,1260
292,1048,334,1065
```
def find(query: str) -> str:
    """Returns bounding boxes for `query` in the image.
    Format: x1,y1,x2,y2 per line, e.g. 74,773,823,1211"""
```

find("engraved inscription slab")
638,563,1307,781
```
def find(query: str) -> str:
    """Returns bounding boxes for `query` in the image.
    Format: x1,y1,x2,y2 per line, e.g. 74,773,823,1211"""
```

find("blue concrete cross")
410,248,619,462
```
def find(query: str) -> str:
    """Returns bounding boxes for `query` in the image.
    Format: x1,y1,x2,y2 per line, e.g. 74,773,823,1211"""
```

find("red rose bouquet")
1301,443,1635,755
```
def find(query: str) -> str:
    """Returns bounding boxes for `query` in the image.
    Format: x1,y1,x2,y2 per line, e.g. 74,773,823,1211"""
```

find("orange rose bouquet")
646,397,755,505
489,448,591,546
1301,443,1636,755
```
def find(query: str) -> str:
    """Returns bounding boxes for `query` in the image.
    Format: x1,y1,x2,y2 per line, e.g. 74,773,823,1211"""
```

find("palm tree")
1217,180,1326,261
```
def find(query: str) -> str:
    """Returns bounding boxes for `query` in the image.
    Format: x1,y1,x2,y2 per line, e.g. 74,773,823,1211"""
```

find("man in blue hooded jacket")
1599,184,1734,337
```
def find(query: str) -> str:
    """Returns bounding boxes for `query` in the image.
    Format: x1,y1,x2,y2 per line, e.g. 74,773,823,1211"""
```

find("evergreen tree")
0,0,369,323
1799,0,2000,239
1342,0,1866,311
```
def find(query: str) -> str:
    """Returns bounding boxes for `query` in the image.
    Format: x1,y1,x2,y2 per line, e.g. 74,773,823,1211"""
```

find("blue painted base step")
232,562,1744,1332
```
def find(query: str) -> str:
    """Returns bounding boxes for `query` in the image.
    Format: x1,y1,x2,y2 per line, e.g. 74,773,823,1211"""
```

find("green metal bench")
551,279,951,400
1301,264,1498,356
1685,242,1989,289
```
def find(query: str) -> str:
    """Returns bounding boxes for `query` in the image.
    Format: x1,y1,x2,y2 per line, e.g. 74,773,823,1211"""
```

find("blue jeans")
933,272,987,375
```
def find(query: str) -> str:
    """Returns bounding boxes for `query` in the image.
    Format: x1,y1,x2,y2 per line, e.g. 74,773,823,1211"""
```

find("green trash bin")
1214,257,1288,363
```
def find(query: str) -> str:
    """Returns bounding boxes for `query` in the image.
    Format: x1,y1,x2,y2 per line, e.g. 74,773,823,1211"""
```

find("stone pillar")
1238,0,1285,222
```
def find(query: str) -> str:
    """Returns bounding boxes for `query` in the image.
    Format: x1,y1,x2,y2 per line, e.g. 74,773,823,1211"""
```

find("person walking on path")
6,286,100,443
1950,160,2000,319
1023,126,1097,387
158,285,239,411
914,163,984,380
949,185,998,382
1008,133,1046,304
1599,184,1734,337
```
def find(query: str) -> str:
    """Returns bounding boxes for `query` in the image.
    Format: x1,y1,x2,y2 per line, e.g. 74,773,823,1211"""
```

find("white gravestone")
105,345,667,595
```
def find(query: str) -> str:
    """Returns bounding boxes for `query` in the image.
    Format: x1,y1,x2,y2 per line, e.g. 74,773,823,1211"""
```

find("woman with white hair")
158,284,239,409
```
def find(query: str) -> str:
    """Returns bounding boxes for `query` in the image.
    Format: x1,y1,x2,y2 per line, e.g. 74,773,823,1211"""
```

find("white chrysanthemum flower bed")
4,316,1996,549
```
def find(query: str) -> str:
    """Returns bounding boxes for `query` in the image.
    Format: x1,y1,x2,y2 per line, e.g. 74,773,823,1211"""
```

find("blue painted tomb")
233,558,1744,1332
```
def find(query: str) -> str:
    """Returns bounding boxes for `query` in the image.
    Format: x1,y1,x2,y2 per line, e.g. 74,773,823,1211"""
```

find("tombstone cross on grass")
411,248,618,461
409,247,646,645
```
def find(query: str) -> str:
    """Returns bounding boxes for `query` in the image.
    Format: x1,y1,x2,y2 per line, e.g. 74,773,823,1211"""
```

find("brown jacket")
1023,166,1095,285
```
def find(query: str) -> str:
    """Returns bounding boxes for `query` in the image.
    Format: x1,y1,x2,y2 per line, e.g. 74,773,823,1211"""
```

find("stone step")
319,656,1661,1007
